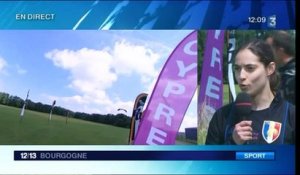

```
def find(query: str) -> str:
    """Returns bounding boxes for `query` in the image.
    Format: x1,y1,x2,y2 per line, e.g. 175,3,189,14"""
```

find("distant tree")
26,100,35,110
197,30,206,84
0,92,9,105
8,95,24,107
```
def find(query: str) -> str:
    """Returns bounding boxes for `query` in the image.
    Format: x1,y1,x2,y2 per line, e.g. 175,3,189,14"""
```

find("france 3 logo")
268,15,276,28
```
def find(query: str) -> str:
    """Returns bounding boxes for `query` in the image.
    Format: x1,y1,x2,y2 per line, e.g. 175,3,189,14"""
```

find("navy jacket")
205,93,295,145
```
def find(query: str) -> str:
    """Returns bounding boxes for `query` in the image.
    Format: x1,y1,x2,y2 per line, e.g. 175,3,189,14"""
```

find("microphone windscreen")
235,92,252,120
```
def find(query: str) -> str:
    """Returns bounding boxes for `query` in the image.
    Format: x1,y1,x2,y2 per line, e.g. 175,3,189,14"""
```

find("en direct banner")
0,1,295,29
198,30,225,144
134,31,197,145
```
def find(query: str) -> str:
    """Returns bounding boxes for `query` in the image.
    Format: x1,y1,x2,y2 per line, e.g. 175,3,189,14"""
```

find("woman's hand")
232,121,253,144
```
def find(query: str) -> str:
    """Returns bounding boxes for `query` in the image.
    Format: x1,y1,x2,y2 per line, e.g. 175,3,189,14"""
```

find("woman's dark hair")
236,39,280,92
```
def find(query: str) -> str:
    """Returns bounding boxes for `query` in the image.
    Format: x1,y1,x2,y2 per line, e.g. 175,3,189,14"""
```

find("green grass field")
1,84,239,145
0,104,130,145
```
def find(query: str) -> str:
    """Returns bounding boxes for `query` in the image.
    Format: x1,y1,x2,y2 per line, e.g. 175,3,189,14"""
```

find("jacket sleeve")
287,103,295,144
282,76,295,105
205,104,236,145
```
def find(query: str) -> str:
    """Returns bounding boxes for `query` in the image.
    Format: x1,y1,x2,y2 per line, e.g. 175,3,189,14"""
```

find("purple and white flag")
198,30,225,144
134,31,197,145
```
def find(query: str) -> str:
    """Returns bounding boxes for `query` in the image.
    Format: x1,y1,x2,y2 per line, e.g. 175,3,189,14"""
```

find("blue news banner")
14,150,275,161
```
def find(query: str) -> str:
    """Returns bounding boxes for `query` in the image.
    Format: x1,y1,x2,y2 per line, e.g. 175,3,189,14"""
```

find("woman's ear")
267,62,276,76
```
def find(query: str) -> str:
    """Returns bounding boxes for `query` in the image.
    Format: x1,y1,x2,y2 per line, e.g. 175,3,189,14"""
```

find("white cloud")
45,41,162,115
16,64,27,75
112,40,160,79
46,48,117,92
0,57,7,73
112,99,134,115
0,57,8,91
0,79,3,91
0,58,8,91
44,93,135,116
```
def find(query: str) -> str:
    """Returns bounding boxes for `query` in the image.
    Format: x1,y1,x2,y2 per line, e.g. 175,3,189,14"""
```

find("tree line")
0,92,131,128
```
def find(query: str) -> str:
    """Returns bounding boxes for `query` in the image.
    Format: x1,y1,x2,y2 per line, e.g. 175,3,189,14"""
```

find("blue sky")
0,30,196,132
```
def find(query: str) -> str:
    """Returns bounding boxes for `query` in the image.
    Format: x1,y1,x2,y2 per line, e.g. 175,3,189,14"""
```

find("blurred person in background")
266,31,295,105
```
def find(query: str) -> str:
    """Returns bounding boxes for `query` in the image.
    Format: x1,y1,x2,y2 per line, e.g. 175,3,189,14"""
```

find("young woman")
205,40,295,145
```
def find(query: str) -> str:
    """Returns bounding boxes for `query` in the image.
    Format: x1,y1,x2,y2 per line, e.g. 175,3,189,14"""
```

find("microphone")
235,93,253,144
235,92,252,121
